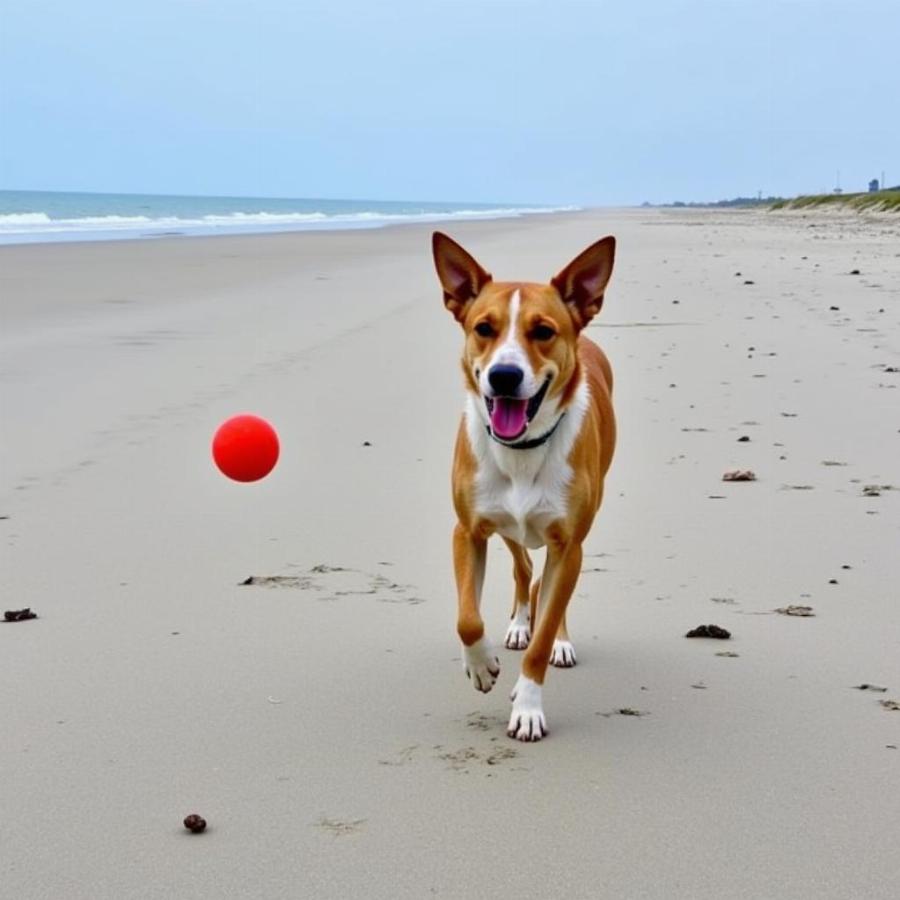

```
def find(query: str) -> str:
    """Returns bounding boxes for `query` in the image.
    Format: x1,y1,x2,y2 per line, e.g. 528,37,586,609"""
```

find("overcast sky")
1,0,897,204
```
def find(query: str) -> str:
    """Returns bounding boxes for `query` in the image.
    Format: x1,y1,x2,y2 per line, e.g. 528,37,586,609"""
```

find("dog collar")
486,413,566,451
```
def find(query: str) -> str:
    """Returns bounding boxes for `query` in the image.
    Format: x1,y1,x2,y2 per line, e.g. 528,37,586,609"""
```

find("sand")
1,208,898,899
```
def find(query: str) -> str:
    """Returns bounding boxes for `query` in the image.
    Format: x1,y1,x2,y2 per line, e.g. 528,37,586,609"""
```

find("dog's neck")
485,413,566,450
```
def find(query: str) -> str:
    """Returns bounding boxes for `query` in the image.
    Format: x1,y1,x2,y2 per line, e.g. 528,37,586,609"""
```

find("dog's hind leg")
550,612,577,668
528,576,542,628
526,575,576,666
503,538,532,650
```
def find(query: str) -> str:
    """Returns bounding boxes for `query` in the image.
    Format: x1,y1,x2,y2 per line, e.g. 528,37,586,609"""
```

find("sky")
1,0,897,205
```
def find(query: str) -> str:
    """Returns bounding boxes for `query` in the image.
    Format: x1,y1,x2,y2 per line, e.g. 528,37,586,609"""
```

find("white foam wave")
0,205,579,241
199,211,329,224
0,213,159,231
0,212,54,225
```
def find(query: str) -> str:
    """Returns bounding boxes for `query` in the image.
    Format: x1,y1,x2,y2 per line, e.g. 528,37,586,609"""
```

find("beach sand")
1,208,898,899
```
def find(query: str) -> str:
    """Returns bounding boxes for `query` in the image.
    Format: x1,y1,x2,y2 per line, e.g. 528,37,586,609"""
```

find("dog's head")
432,232,615,443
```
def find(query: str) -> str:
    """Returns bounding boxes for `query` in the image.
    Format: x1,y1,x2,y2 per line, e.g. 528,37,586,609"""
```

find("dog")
432,231,616,741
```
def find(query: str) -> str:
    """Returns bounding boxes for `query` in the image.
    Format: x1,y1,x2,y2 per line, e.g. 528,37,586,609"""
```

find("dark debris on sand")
722,469,756,482
685,624,731,639
4,608,37,622
183,814,207,833
775,605,815,617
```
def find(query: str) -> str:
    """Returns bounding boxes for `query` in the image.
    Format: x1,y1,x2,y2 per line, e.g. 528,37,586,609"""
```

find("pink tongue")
491,397,528,439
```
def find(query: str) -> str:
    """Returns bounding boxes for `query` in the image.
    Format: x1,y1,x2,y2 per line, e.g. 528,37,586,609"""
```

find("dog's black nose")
488,365,524,396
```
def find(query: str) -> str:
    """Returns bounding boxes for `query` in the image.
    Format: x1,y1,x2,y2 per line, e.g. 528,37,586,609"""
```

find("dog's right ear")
432,232,492,323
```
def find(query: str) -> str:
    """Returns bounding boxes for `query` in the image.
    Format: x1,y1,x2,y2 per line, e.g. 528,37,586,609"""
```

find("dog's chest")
474,451,570,549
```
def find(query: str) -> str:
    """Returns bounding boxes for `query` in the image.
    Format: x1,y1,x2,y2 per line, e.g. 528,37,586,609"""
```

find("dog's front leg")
453,522,499,693
508,539,583,740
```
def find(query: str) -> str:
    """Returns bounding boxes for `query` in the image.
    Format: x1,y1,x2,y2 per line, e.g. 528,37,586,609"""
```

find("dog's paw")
504,620,531,650
550,639,577,668
507,675,547,741
463,637,500,694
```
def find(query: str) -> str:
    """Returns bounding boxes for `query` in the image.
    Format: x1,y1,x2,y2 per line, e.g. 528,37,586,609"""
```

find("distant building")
869,179,880,192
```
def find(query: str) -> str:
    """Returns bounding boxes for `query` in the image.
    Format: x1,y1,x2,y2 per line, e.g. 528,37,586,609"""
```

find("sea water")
0,190,574,245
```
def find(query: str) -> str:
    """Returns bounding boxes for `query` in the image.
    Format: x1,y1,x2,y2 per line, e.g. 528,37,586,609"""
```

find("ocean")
0,190,574,245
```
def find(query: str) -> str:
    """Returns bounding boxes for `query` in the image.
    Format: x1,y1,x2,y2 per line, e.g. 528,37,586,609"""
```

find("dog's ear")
551,236,616,329
432,232,492,323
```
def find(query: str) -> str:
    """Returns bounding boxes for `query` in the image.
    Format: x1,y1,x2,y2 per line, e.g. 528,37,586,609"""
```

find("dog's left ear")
551,236,616,329
432,232,492,323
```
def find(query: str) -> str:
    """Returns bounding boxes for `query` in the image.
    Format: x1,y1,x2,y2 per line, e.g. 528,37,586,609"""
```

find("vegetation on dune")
649,196,783,208
770,190,900,213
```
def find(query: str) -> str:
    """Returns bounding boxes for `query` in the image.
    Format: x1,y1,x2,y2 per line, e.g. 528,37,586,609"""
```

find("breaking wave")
0,205,578,243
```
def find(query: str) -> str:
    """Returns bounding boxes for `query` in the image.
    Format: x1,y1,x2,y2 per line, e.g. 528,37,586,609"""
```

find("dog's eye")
531,324,556,341
474,322,495,338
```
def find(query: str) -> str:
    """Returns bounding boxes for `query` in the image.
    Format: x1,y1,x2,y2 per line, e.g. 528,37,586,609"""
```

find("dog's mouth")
485,377,551,441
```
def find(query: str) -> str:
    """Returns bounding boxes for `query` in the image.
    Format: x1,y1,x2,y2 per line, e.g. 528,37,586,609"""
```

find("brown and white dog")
433,231,616,742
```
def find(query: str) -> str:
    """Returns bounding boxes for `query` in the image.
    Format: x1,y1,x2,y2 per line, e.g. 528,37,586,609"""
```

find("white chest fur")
465,381,589,549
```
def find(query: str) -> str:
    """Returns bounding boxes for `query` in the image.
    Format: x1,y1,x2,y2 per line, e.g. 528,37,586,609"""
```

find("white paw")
463,637,500,693
504,620,531,650
550,639,577,668
507,675,547,741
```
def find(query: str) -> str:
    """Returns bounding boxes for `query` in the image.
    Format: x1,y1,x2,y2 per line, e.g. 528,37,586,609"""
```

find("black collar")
486,414,565,450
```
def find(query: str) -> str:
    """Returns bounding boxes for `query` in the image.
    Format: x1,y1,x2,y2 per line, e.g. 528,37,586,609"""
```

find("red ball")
212,415,280,482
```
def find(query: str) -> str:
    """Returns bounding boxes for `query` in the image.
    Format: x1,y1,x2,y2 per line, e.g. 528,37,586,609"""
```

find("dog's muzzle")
485,376,551,441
